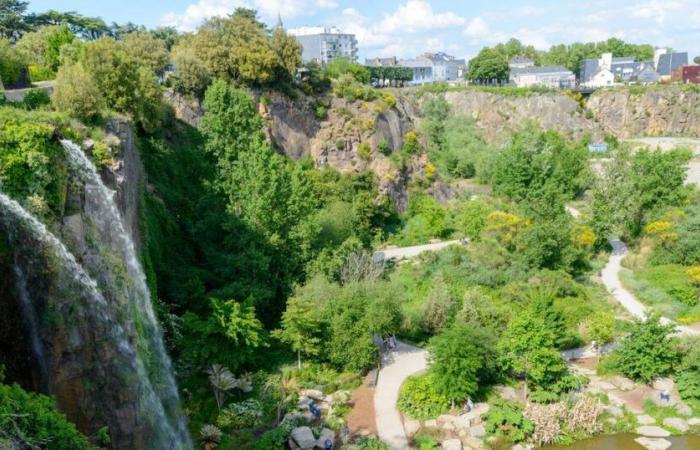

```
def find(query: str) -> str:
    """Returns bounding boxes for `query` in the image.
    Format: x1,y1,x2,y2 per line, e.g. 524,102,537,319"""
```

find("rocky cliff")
586,86,700,138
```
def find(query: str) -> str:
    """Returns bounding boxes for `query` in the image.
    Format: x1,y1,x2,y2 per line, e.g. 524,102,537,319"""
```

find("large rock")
688,417,700,426
289,426,317,450
652,378,675,392
404,419,421,436
605,405,624,418
315,428,335,449
495,385,518,401
634,437,672,450
675,402,693,417
610,375,636,391
662,417,689,432
441,438,462,450
300,389,325,401
636,426,671,437
636,415,656,425
470,424,486,438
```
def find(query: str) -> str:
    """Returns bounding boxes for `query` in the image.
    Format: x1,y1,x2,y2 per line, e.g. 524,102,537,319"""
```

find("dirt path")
374,341,427,450
347,377,377,438
373,240,465,263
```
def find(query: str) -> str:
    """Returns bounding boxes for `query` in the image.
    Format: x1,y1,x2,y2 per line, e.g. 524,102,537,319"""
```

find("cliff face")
441,91,604,142
586,86,700,138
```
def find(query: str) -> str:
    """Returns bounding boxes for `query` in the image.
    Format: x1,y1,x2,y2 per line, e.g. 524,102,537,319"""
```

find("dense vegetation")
2,3,700,449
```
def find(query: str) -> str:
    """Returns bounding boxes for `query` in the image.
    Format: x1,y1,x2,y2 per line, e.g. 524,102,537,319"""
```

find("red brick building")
672,65,700,84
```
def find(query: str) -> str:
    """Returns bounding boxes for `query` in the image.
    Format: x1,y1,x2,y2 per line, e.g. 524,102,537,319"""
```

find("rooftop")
511,65,572,75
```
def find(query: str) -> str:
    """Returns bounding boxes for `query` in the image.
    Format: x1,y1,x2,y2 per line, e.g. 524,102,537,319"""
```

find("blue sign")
588,143,608,153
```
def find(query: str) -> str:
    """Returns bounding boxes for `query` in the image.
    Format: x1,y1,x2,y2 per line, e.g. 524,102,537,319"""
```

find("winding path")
374,341,427,450
373,240,465,263
601,239,698,336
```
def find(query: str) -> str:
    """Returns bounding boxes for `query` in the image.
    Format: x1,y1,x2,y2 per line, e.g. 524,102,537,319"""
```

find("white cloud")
316,0,338,8
380,1,465,33
464,16,489,39
161,0,248,31
254,0,308,19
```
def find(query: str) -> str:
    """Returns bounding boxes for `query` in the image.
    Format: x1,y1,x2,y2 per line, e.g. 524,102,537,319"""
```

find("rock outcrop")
587,86,700,138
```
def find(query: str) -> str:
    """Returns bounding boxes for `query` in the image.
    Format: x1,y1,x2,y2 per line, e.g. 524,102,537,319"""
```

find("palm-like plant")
200,424,222,450
265,370,299,424
207,364,238,410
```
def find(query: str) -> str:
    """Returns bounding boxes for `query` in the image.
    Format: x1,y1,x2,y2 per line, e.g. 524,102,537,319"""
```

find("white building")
509,66,576,89
398,52,466,85
288,26,358,64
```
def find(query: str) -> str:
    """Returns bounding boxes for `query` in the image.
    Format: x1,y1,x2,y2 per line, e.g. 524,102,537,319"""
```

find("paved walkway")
374,341,427,450
373,240,466,263
601,239,698,336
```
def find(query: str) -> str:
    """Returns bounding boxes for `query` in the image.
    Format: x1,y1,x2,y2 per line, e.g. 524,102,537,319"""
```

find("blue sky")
27,0,700,61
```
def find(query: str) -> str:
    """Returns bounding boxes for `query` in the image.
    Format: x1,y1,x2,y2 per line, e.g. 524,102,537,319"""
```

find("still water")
546,433,700,449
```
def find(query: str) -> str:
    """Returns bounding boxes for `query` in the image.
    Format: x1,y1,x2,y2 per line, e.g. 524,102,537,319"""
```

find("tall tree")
0,0,28,39
273,296,322,369
467,47,509,83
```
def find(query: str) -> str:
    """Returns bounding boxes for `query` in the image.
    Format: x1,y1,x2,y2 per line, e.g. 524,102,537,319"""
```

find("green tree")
0,37,24,85
676,341,700,408
270,25,302,82
273,296,322,369
0,0,28,39
0,372,95,450
420,274,456,334
467,47,508,83
121,31,169,75
429,323,497,404
16,24,74,72
613,316,680,383
51,61,103,120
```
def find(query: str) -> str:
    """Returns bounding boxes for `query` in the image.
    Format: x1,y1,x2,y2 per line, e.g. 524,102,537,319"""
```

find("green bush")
52,62,104,121
21,89,51,110
358,142,371,161
313,102,327,120
397,374,450,420
377,139,391,156
0,375,95,450
28,64,55,82
357,436,389,450
0,38,25,86
216,399,264,429
483,399,534,443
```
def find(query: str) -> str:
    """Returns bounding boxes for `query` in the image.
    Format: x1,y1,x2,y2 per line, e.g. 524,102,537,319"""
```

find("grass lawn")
620,264,700,323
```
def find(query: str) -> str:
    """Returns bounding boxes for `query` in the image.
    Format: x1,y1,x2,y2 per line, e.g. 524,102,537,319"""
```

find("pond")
546,433,700,449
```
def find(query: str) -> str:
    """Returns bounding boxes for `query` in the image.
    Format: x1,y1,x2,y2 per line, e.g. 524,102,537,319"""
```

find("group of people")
383,334,398,351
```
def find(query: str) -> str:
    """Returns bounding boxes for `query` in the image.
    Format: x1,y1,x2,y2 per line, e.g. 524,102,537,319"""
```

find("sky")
27,0,700,61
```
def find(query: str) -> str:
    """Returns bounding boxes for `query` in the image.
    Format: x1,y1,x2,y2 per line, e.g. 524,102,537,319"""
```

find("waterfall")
12,264,48,390
60,140,191,449
0,192,191,449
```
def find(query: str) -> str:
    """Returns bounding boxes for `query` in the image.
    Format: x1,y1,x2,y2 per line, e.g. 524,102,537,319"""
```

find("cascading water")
59,140,192,449
61,140,191,447
0,191,190,449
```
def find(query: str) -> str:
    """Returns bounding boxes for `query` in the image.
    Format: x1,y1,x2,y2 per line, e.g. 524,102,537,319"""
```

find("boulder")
300,389,325,401
315,428,335,449
675,402,693,417
662,417,689,432
652,378,674,392
611,376,636,391
424,419,438,428
636,426,671,437
605,405,624,418
636,415,656,425
442,421,455,431
404,419,421,436
470,424,486,438
687,417,700,426
442,438,462,450
453,415,471,430
438,414,455,425
289,426,316,450
495,385,518,401
634,437,672,450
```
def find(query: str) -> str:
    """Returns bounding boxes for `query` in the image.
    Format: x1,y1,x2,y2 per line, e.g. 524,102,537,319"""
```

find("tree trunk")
297,350,301,370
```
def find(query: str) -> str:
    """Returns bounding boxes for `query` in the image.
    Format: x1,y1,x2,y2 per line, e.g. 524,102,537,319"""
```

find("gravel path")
602,239,698,335
374,342,427,450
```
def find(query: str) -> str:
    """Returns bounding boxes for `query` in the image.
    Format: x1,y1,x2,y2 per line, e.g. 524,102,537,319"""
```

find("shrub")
28,64,54,82
357,436,389,450
0,38,25,86
397,374,450,420
483,399,534,443
377,139,391,156
381,91,397,108
21,89,51,110
357,142,371,161
216,399,264,429
402,131,419,154
676,343,700,408
313,103,327,120
52,62,103,121
0,376,95,450
612,316,680,383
